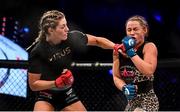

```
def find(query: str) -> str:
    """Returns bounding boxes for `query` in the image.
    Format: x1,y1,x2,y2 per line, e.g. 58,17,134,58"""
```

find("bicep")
86,34,98,46
28,55,42,74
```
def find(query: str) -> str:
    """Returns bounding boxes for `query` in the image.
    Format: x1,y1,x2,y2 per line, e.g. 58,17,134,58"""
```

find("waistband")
136,80,153,94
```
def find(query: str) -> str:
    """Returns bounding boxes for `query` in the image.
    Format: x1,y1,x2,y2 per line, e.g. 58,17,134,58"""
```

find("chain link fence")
0,59,179,111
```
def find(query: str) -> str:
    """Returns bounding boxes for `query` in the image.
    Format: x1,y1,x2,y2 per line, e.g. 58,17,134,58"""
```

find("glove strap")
127,48,137,58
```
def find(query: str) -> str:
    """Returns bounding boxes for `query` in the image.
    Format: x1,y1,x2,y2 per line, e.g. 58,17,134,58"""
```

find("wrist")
126,48,137,58
121,84,126,91
53,81,56,87
113,51,119,57
122,85,130,95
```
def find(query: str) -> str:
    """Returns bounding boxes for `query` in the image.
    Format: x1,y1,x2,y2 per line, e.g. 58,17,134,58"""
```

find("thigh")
62,101,86,111
34,101,55,111
141,91,159,111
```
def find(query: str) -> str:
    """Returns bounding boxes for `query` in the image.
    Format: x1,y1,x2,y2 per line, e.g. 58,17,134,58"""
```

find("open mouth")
131,37,136,41
131,37,136,40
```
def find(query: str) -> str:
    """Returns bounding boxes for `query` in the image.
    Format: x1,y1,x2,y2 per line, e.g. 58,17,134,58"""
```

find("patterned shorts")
125,89,159,111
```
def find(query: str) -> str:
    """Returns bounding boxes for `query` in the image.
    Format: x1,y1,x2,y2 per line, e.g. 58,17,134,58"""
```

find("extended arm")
86,34,115,49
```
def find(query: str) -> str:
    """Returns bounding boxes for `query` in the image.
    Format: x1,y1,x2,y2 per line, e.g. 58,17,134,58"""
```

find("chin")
64,36,68,40
62,36,68,40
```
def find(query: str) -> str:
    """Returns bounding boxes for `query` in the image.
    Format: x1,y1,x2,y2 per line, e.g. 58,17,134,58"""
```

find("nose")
129,30,135,35
65,25,69,32
129,32,136,38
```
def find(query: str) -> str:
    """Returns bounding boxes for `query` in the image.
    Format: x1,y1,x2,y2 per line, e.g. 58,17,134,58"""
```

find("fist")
122,84,137,100
113,44,126,55
122,36,136,50
55,70,74,88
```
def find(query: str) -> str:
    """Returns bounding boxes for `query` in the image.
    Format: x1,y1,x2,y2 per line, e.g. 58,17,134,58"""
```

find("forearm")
113,55,126,90
131,55,156,77
87,34,115,49
113,77,126,91
96,37,115,49
30,80,55,91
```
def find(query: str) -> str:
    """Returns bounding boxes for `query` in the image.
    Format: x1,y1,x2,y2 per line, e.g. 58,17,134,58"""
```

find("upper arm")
28,51,42,74
86,34,98,46
143,42,158,71
28,50,42,84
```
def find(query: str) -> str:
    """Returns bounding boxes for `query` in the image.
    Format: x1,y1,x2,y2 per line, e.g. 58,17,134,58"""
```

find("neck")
46,36,62,45
135,41,144,50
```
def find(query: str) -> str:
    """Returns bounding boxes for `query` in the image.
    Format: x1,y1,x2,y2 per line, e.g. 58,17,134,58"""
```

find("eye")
133,28,136,31
59,24,68,29
127,28,131,32
60,26,65,29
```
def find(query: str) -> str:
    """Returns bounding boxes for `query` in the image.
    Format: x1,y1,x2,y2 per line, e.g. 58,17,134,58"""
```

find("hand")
121,36,136,50
122,84,136,100
113,44,125,55
55,70,74,88
126,48,137,58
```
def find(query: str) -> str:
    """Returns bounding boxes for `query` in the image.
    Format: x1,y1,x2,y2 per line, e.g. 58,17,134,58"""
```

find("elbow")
113,77,116,84
143,69,155,77
29,83,39,91
29,85,37,91
140,64,156,77
144,72,153,77
113,76,120,87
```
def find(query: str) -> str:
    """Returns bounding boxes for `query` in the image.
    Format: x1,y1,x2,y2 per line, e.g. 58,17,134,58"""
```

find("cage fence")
0,59,179,111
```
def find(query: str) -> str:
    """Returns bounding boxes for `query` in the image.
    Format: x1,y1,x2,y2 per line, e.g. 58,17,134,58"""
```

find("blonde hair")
125,15,149,37
35,10,65,42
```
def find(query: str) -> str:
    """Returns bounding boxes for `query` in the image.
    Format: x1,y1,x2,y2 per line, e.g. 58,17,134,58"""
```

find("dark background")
1,0,180,61
0,0,180,111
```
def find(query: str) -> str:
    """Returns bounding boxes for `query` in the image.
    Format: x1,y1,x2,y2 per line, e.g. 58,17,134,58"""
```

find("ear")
143,27,148,34
48,27,53,34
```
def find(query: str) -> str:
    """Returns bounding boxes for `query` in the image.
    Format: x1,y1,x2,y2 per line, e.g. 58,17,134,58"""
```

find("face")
126,21,147,46
48,17,69,44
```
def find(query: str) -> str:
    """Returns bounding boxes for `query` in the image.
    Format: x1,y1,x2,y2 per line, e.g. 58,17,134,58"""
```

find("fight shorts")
36,87,79,110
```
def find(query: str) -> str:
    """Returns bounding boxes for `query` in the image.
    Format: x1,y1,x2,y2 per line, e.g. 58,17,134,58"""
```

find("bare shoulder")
144,42,157,50
143,42,158,54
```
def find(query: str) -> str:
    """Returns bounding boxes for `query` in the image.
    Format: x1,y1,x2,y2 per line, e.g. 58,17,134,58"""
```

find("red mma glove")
113,44,126,55
55,70,74,88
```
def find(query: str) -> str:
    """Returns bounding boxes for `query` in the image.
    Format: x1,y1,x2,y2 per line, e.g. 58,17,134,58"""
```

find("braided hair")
36,10,65,42
26,10,65,51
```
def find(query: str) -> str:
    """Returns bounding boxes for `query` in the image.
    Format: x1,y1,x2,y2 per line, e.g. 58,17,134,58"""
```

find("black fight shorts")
36,87,79,110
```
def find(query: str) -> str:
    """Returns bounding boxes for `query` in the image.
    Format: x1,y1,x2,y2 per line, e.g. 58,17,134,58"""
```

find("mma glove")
113,44,126,55
122,36,137,58
122,84,137,100
126,48,137,58
55,70,74,88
